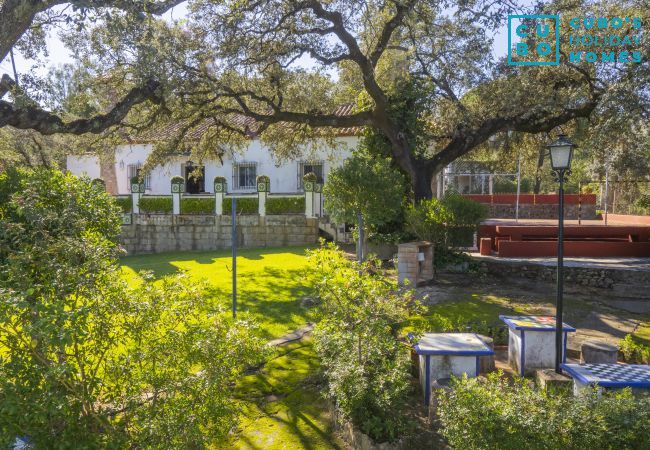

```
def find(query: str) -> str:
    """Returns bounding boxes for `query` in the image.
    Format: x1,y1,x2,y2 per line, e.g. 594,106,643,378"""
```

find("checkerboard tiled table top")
500,315,576,332
561,363,650,388
414,333,494,356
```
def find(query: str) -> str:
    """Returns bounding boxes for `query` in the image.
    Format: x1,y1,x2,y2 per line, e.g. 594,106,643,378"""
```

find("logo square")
508,15,560,66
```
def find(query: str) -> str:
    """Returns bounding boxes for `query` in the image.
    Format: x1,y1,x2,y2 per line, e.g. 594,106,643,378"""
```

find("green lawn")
120,246,315,340
121,246,341,448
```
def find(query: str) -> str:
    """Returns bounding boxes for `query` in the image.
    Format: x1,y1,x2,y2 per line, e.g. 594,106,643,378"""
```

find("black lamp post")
547,134,575,373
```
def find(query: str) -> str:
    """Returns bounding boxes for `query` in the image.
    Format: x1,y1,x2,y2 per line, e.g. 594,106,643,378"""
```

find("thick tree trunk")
412,164,434,201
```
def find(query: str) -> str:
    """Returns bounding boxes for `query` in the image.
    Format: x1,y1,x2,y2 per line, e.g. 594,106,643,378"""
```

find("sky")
0,2,512,83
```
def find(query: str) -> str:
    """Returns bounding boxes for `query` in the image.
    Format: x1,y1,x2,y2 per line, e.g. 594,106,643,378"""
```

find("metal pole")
357,213,364,262
578,182,582,225
515,157,521,223
605,168,609,225
232,197,237,319
555,172,565,374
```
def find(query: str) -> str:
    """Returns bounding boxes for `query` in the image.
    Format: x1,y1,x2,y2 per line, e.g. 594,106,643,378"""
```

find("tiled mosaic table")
500,315,576,376
561,363,650,395
414,333,494,406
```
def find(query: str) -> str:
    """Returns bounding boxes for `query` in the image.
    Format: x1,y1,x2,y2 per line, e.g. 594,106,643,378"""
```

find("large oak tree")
2,0,649,198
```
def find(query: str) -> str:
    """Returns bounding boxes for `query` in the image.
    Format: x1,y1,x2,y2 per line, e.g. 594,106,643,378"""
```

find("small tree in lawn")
323,152,406,257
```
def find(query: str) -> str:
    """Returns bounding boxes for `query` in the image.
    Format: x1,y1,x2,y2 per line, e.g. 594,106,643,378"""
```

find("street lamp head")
547,134,575,171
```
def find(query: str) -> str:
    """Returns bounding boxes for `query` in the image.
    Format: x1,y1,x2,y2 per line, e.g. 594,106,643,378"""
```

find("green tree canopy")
323,151,406,231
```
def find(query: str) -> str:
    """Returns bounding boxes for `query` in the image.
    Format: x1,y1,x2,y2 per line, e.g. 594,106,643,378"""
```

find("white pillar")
214,177,227,215
171,177,185,215
215,192,224,215
172,193,181,215
131,192,140,214
130,177,144,214
313,190,323,217
258,192,267,216
256,175,270,217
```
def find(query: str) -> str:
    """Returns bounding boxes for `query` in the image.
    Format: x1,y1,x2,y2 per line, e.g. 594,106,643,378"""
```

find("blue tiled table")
500,315,576,376
415,333,493,405
562,363,650,395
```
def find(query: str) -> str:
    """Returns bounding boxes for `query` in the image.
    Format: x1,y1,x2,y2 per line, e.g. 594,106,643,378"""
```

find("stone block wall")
476,257,650,300
120,214,318,254
486,203,597,220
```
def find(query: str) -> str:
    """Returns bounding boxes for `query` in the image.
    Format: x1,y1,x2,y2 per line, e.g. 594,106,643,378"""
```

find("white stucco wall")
66,155,101,180
69,137,358,195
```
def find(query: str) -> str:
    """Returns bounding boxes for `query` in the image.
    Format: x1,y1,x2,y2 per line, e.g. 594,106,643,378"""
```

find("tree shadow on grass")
204,266,315,340
120,246,313,278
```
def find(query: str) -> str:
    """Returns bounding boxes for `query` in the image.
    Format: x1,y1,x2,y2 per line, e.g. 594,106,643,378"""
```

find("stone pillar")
130,177,145,214
303,172,317,218
398,241,434,286
214,176,226,215
581,341,619,364
171,176,185,215
257,175,270,216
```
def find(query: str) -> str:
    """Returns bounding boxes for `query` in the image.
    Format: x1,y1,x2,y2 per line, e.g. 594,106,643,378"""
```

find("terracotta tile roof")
130,104,361,144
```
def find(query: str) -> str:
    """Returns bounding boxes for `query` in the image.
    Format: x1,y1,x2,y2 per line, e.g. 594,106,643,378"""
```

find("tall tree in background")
1,0,649,198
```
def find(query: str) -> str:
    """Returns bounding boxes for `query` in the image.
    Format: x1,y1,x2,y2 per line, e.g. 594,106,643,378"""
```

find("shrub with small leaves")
266,196,305,214
181,197,215,214
0,168,266,447
223,197,258,214
114,195,132,212
309,243,420,442
138,196,173,213
437,372,650,450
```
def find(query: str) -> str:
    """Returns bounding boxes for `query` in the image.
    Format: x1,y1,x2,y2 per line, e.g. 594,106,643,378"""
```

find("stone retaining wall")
475,257,650,300
120,214,318,254
486,203,596,220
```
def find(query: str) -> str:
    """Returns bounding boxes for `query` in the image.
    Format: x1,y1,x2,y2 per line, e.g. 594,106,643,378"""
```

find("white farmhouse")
66,111,359,196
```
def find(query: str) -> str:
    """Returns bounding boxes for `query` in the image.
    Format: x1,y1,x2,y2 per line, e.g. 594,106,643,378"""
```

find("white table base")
507,328,569,376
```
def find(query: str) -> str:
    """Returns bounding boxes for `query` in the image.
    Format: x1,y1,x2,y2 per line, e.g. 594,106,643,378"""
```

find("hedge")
266,196,305,214
138,196,173,214
437,373,650,450
223,197,258,214
114,196,132,213
181,197,214,215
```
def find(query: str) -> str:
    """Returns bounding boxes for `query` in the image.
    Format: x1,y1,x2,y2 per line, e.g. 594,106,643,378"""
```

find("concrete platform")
471,253,650,272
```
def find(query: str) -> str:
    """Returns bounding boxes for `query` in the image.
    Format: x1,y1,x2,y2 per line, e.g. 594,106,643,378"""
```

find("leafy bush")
114,195,132,212
437,373,650,450
138,196,173,213
0,168,265,447
266,196,305,214
405,193,487,248
619,334,650,363
181,197,214,214
308,244,420,442
223,197,258,214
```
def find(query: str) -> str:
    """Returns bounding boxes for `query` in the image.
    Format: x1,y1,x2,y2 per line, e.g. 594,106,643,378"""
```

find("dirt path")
415,272,649,352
